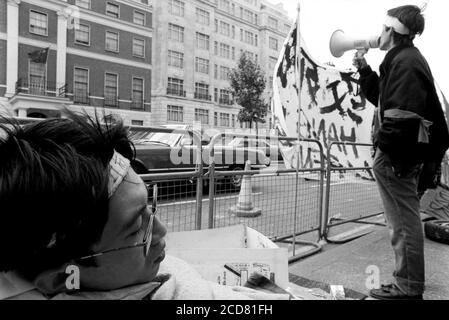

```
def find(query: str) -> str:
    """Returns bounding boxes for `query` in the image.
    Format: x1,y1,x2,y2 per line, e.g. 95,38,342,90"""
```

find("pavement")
287,223,449,300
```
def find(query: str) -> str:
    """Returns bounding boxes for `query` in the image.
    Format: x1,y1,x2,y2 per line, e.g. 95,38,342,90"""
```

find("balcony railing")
167,87,186,97
219,97,233,105
15,78,67,98
194,92,212,101
104,95,119,108
73,89,90,105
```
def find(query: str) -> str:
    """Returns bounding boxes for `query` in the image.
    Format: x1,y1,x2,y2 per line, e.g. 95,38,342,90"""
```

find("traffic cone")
228,160,262,217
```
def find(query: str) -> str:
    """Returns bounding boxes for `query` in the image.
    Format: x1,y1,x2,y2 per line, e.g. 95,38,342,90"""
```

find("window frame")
75,0,91,9
133,10,146,26
73,66,90,104
74,23,91,46
106,2,120,19
105,30,120,53
104,72,119,106
132,76,145,109
29,10,48,37
132,37,146,58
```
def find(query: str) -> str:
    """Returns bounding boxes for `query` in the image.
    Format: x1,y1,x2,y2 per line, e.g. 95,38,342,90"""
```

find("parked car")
129,125,269,188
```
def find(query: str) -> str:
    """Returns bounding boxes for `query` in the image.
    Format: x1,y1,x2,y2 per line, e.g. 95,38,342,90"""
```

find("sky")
266,0,449,96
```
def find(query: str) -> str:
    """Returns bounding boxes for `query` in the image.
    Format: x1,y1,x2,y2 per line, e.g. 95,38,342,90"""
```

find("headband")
108,150,131,198
384,15,410,35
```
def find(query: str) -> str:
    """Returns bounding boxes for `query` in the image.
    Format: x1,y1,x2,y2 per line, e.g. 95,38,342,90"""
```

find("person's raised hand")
352,51,368,70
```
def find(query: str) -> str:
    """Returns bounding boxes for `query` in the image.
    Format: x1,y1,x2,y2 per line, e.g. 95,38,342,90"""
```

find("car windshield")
133,132,182,147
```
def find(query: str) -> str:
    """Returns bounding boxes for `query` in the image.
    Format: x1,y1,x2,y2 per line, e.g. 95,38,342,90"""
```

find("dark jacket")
359,44,449,165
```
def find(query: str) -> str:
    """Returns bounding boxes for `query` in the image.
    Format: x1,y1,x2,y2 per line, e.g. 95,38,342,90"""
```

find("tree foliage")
228,53,269,129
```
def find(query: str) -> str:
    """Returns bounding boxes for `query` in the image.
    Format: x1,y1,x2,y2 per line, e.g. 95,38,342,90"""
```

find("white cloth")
1,256,290,300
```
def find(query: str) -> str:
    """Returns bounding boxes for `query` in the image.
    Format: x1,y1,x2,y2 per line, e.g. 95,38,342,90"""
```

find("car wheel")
424,220,449,245
230,166,244,189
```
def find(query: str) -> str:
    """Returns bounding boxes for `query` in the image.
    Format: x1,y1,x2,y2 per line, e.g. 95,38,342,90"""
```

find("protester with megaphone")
352,5,449,300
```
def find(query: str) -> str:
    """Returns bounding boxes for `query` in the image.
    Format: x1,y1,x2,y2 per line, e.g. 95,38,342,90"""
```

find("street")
153,161,383,241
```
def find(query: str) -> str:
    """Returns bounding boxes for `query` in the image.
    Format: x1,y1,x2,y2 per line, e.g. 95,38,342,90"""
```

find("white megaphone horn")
329,29,380,58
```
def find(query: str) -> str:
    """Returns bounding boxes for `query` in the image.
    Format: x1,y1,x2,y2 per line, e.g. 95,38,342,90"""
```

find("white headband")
384,15,410,35
108,150,130,198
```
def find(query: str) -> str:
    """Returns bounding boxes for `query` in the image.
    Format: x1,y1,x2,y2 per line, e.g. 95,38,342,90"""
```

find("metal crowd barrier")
206,133,325,263
322,142,385,243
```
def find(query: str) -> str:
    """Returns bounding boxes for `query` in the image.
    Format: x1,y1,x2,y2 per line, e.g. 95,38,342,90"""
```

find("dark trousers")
373,150,425,295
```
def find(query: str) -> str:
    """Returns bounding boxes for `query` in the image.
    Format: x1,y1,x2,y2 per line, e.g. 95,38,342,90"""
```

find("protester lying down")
0,111,290,300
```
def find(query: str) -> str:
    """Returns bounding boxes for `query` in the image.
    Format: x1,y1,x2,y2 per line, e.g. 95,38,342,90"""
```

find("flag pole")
296,1,302,141
293,0,301,258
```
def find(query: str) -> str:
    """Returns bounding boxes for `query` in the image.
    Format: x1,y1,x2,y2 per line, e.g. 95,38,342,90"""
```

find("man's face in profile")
78,169,167,291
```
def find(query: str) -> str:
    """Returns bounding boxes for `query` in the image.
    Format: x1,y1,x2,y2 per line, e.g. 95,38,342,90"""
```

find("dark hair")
0,110,135,280
387,5,425,45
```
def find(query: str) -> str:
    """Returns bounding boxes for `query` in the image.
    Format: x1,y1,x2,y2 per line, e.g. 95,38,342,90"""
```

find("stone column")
56,10,68,91
5,0,21,97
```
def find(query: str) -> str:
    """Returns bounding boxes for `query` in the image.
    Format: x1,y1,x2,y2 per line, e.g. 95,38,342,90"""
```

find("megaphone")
329,30,380,58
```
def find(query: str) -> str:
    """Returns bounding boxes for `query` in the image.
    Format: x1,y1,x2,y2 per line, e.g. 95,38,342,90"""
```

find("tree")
228,53,269,131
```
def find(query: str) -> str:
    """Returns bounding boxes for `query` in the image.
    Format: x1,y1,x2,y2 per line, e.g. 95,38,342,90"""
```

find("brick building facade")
0,0,153,126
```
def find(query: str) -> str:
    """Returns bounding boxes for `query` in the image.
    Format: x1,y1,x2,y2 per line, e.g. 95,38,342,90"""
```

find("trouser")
373,149,425,296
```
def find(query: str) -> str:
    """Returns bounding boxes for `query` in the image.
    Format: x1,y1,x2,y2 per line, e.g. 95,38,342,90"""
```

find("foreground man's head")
0,112,167,296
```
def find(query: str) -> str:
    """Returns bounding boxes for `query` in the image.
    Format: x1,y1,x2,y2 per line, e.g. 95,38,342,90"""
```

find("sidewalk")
288,225,449,300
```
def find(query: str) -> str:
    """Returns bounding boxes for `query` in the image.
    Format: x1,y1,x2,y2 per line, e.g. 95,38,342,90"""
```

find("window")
131,120,144,126
75,0,90,9
168,0,184,17
269,37,278,51
195,83,209,101
104,73,118,107
29,61,46,95
196,32,209,50
168,50,184,68
134,11,145,25
232,47,235,60
219,66,230,80
268,17,278,29
132,77,144,109
74,67,89,104
214,112,218,126
133,38,145,57
167,105,184,122
214,88,218,102
195,57,209,74
75,24,90,45
105,31,119,52
244,30,255,46
219,43,230,59
214,64,218,79
219,89,231,105
219,0,231,13
167,77,184,96
168,23,184,42
220,113,230,127
195,108,209,124
29,10,48,36
243,9,255,24
196,8,209,25
269,56,278,70
219,21,230,37
106,2,120,18
130,119,146,126
232,114,235,127
214,19,218,33
214,41,218,55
